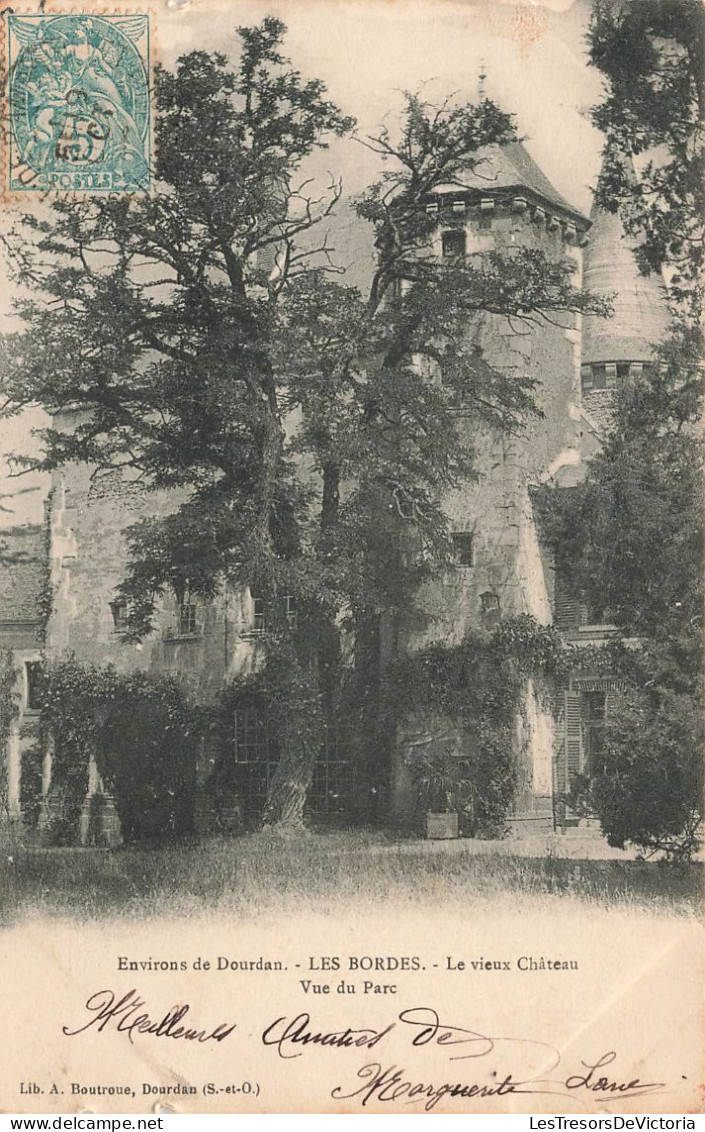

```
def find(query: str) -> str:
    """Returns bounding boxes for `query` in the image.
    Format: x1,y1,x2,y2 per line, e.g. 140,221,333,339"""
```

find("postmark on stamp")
5,12,151,194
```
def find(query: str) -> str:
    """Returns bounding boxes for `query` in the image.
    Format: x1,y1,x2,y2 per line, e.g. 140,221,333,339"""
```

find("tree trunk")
261,460,343,830
261,730,317,831
353,610,396,821
321,461,340,531
259,648,326,831
255,410,285,542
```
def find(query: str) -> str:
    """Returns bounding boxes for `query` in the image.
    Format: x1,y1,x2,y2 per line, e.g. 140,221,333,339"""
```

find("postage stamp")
5,12,151,194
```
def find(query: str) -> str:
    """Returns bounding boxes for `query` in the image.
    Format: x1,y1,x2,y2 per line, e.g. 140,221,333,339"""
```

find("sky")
0,0,606,527
158,0,605,213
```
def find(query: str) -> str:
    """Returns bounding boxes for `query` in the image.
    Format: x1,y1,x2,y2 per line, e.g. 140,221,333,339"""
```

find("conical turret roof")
430,140,589,227
582,195,670,366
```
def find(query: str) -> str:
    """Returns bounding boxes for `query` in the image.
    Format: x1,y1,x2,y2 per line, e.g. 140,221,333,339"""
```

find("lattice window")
178,601,198,636
308,727,355,817
247,592,296,634
229,707,355,821
309,761,355,816
231,704,279,820
233,705,273,763
254,595,266,633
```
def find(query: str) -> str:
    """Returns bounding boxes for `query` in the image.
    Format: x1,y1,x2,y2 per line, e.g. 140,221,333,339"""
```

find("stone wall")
45,436,263,705
43,441,266,838
392,202,585,826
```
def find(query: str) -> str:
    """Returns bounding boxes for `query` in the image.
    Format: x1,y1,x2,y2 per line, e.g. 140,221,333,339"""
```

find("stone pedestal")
37,739,54,833
6,723,22,822
78,753,122,846
79,790,122,847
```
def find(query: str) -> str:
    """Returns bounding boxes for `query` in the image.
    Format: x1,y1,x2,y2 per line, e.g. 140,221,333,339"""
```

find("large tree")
537,342,704,859
589,0,705,315
537,343,703,640
1,21,605,829
536,2,705,857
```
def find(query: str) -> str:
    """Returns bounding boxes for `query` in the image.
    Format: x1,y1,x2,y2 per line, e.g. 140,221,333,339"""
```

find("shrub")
564,638,704,861
19,742,43,829
40,657,93,843
590,683,703,861
41,658,198,845
392,618,557,837
95,670,198,844
0,650,18,819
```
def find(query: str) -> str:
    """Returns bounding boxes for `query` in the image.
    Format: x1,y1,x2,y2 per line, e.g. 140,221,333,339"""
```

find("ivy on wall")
38,657,198,845
0,650,19,819
560,637,703,861
39,657,93,843
216,647,327,829
384,615,561,836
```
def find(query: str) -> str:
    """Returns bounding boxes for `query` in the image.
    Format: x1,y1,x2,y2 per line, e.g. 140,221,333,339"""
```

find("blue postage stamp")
6,13,151,194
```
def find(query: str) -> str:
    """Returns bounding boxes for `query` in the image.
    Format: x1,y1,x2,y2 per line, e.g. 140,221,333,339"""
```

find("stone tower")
550,161,672,808
580,170,670,437
390,141,591,827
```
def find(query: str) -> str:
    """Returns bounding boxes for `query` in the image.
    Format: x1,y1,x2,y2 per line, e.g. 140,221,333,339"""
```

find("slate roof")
581,204,670,365
430,141,589,225
0,526,46,623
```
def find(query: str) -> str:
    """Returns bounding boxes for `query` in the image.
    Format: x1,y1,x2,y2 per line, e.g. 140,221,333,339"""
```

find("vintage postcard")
0,0,702,1117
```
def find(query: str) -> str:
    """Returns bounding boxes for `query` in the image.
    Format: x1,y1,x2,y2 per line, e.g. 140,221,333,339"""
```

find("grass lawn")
1,829,701,923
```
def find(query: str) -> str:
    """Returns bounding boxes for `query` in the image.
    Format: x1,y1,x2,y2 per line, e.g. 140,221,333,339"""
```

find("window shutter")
564,691,583,779
554,567,587,630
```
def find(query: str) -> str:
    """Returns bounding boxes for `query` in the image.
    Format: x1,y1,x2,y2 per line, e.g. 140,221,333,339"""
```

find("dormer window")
582,363,606,391
398,527,421,568
442,229,466,258
479,198,495,229
415,352,443,387
582,361,634,394
592,364,606,389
